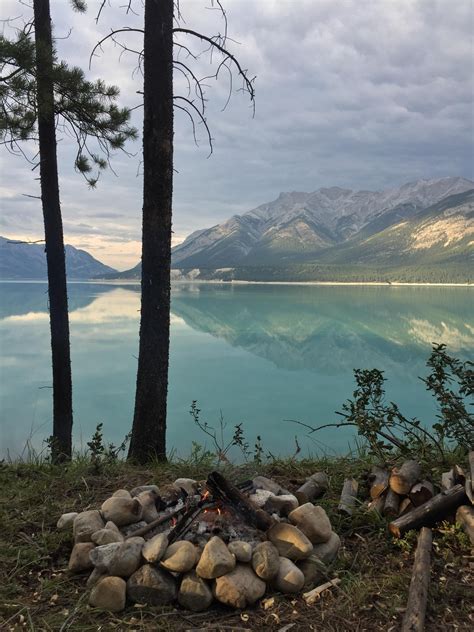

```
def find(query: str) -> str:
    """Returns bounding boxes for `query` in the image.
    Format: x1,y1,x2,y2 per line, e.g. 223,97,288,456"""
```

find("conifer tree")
0,0,137,461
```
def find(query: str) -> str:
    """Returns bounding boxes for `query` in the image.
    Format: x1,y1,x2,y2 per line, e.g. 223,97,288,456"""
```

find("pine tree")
0,1,137,461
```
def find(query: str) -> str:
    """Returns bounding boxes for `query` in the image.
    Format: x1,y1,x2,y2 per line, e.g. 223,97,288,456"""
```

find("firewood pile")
58,471,341,613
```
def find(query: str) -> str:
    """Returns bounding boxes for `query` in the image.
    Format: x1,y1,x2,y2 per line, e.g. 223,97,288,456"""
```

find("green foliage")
0,24,137,187
189,400,266,464
85,422,131,473
334,344,473,461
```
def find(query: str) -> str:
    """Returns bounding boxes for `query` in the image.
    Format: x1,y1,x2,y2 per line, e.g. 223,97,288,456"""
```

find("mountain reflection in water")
0,282,472,458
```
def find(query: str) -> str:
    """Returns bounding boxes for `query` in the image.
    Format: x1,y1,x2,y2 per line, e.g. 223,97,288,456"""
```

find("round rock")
90,542,121,572
251,541,280,580
267,523,313,560
196,536,236,579
214,564,266,608
273,557,305,593
161,541,198,573
288,503,332,543
228,541,252,563
130,484,160,497
68,542,95,572
142,532,169,564
297,553,327,585
57,512,78,530
112,489,132,498
108,537,144,577
89,576,126,612
127,564,177,606
73,510,104,543
178,570,213,611
101,497,143,527
312,531,341,564
136,490,160,523
91,528,123,546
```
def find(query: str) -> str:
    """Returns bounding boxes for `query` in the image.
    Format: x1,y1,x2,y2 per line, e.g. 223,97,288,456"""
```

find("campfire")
59,471,340,612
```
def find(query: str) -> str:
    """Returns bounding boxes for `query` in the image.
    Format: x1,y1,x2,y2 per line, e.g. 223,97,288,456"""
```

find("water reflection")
0,282,472,458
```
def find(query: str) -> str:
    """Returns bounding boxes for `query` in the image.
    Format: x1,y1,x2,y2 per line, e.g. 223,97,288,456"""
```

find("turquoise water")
0,282,472,459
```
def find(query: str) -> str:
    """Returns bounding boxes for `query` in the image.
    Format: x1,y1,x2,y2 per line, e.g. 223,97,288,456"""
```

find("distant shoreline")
1,279,472,287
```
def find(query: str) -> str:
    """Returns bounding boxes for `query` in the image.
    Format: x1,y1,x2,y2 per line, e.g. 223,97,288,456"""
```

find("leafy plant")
86,423,131,473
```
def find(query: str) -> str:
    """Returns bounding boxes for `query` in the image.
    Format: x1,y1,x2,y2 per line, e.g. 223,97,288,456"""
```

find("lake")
0,282,472,460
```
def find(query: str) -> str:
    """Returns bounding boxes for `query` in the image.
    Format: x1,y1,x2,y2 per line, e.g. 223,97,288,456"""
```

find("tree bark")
401,527,432,632
389,484,467,538
338,478,358,515
295,472,328,505
409,481,434,507
368,465,389,499
33,0,73,461
383,488,401,517
128,0,174,463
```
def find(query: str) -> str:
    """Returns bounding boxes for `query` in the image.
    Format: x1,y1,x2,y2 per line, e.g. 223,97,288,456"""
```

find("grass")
0,454,472,631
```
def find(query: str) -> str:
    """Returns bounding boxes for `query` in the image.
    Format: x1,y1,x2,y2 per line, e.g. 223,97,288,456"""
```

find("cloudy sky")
1,0,472,269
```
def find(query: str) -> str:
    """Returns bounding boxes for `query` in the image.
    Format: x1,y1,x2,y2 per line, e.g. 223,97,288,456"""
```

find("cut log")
399,498,414,517
401,527,432,632
409,481,434,507
456,505,474,545
295,472,328,505
389,484,467,538
368,494,385,515
303,577,341,605
368,466,390,499
390,460,421,495
206,471,276,531
338,478,358,516
383,489,401,517
441,465,465,491
469,451,474,490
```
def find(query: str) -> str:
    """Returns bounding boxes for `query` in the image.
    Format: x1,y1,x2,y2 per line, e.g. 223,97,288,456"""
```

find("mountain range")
0,236,116,280
111,176,473,282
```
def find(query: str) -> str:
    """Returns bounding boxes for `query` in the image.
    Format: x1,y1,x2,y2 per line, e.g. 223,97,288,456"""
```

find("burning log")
295,472,328,505
456,505,474,545
389,484,467,538
390,460,421,495
368,466,389,499
383,489,401,517
125,506,186,540
206,472,276,531
409,481,434,507
401,527,432,632
338,478,358,516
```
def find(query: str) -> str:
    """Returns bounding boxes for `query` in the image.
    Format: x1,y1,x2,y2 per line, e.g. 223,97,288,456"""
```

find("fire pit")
59,471,340,612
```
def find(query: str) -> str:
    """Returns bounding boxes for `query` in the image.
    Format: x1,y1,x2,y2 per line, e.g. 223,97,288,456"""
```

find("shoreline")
0,278,472,287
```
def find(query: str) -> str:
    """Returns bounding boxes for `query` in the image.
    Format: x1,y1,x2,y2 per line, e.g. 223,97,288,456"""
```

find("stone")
214,565,266,608
86,567,108,588
130,484,160,497
249,489,274,508
297,554,327,585
178,570,213,611
57,512,78,530
251,541,280,580
273,557,305,593
267,523,313,560
253,475,291,496
89,576,126,612
288,503,332,544
196,536,236,579
311,531,341,564
68,542,95,572
120,521,147,537
91,528,124,546
73,510,105,543
264,494,299,516
173,478,199,495
161,541,198,573
108,537,144,577
112,489,131,498
90,543,121,572
101,497,143,527
136,490,160,523
228,541,252,563
142,533,169,564
127,564,177,605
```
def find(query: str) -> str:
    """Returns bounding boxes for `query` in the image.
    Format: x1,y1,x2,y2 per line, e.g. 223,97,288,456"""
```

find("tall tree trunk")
128,0,174,463
33,0,73,461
